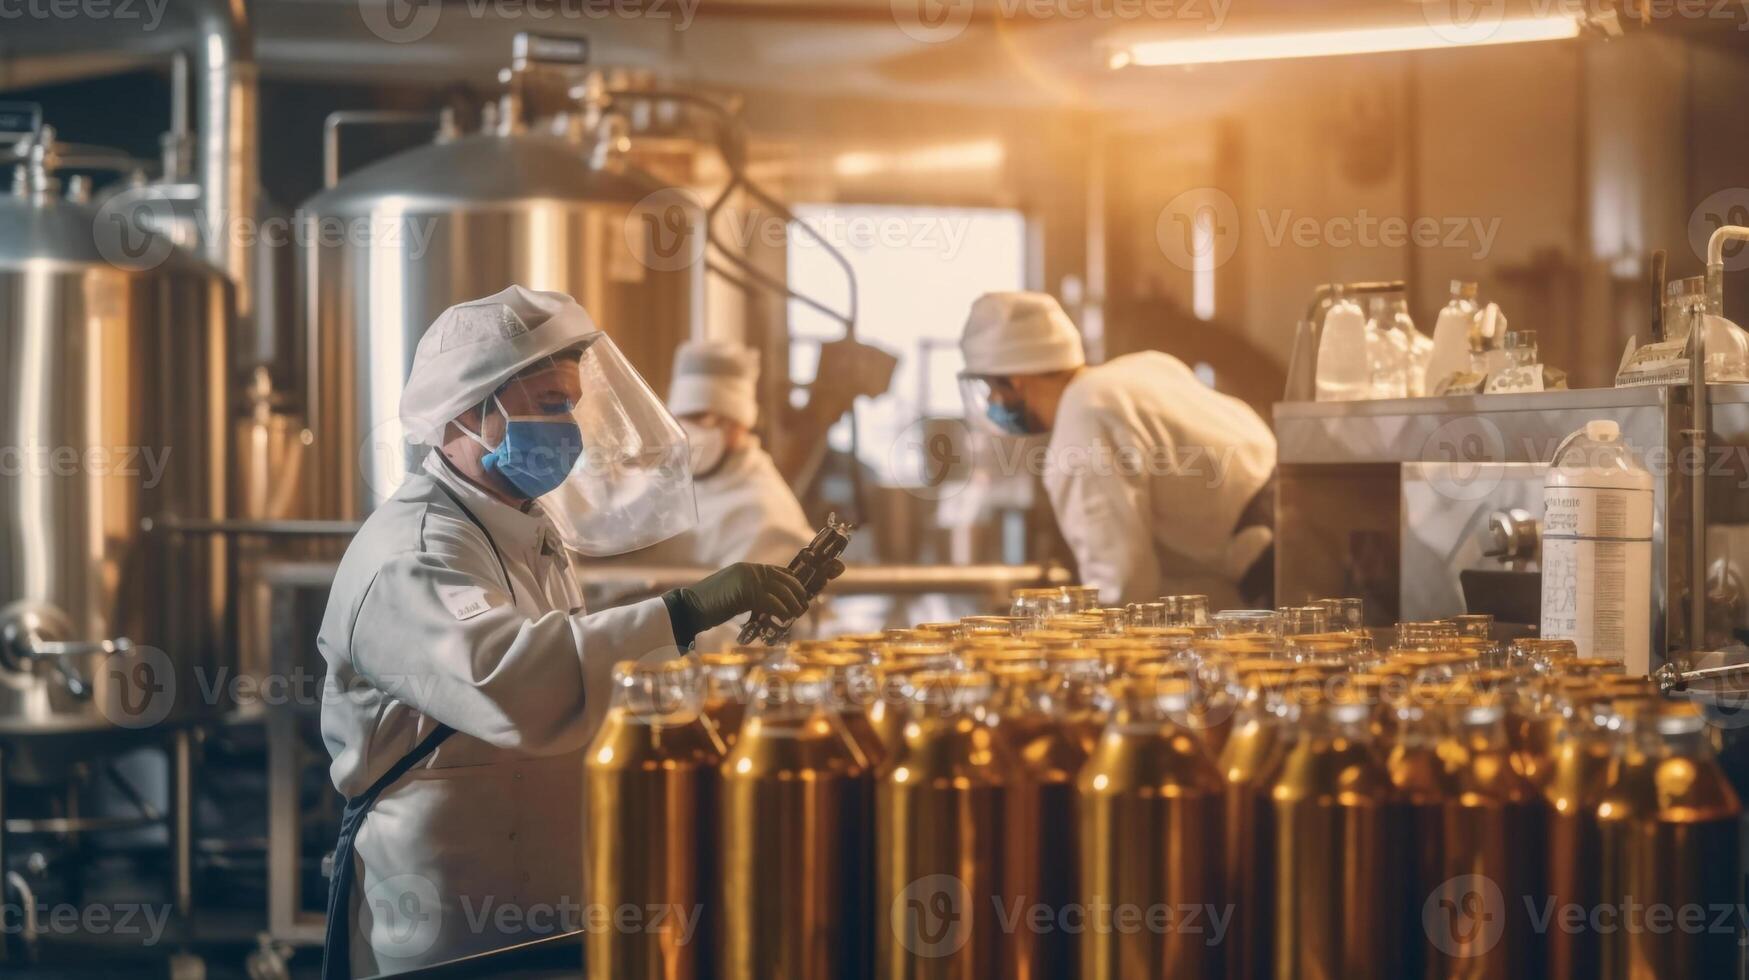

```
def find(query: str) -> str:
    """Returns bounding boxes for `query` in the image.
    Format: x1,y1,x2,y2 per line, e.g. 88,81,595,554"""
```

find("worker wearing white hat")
317,287,828,977
958,291,1278,608
639,340,817,650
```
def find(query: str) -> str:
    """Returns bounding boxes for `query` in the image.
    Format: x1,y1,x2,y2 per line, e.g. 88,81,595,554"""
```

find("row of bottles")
585,600,1744,980
1316,280,1546,400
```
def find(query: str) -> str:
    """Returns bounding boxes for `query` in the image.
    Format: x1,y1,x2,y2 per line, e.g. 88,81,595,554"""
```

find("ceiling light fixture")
1108,14,1583,70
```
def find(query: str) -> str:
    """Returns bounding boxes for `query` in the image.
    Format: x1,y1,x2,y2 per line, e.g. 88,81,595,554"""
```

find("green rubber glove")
664,563,809,647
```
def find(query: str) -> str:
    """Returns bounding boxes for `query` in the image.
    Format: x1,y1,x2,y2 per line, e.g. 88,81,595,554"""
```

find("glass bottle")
1596,700,1744,979
1395,296,1434,396
1365,294,1410,399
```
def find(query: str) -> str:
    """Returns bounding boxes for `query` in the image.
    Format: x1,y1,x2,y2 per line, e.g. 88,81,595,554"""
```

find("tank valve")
1481,508,1539,565
0,603,130,700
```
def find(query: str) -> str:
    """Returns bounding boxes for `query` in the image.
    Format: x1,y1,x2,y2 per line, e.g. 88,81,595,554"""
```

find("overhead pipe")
193,0,258,337
1695,225,1749,654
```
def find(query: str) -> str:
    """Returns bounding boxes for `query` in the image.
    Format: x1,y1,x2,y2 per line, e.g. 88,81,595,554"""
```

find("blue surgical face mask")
475,397,584,499
986,399,1032,436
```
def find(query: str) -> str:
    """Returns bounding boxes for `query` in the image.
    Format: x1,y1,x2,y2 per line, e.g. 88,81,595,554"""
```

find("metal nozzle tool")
737,513,854,646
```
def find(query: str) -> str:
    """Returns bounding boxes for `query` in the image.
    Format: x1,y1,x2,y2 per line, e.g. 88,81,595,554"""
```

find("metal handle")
1654,657,1749,694
1650,249,1668,342
28,636,133,658
322,110,442,189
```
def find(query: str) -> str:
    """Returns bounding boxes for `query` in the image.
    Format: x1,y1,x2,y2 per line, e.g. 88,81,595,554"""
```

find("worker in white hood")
958,291,1277,608
316,286,827,978
635,340,817,650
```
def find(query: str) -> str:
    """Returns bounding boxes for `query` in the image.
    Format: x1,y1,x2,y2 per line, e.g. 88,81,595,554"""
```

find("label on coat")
436,583,495,621
1541,484,1653,671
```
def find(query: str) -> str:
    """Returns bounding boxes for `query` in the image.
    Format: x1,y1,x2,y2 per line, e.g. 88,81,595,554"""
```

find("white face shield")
402,286,696,555
467,335,698,556
958,373,1034,437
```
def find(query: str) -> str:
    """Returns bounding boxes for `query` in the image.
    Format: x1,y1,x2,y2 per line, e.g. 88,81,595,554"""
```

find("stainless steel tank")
0,138,233,743
300,119,702,518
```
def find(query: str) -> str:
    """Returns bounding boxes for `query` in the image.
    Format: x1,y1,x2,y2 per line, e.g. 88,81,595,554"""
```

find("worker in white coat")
317,286,824,978
958,291,1277,608
630,341,816,649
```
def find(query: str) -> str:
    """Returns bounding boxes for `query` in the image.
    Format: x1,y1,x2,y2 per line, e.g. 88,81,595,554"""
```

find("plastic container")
1427,280,1479,393
1315,289,1369,402
1540,420,1654,672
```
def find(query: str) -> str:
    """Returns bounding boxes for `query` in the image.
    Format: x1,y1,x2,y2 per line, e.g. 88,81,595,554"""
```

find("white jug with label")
1540,420,1654,672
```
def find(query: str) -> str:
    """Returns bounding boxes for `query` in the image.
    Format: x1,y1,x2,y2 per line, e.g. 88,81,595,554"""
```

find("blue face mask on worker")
986,385,1033,436
476,395,584,499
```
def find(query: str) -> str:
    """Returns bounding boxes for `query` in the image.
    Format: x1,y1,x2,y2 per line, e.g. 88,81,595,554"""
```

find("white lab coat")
1043,351,1277,608
631,439,816,649
318,452,680,976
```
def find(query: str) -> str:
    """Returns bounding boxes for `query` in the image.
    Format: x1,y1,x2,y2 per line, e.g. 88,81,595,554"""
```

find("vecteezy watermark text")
0,444,172,488
889,0,1230,45
0,901,171,945
1156,187,1503,271
356,0,699,45
0,0,168,29
94,193,439,273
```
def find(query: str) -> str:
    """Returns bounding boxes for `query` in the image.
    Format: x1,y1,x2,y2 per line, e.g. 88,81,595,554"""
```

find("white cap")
959,291,1086,376
1586,420,1619,442
666,340,760,428
400,285,601,444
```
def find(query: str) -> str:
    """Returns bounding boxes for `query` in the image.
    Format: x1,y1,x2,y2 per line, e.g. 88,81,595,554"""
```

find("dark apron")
321,476,516,980
320,724,456,980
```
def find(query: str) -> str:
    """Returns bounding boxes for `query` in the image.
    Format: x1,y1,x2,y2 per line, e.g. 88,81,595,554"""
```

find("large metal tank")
0,142,232,741
300,122,702,518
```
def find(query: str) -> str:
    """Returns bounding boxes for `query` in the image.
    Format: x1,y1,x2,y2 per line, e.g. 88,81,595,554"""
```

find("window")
787,203,1027,485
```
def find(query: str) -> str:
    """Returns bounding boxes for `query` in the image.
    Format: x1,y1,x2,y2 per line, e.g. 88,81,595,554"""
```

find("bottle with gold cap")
808,650,887,979
1543,690,1620,979
1041,647,1113,754
1079,675,1224,980
720,665,872,980
988,666,1090,979
585,659,726,980
798,650,887,768
1597,699,1743,979
1262,686,1408,977
867,643,958,757
877,670,1021,980
1216,667,1302,980
1404,693,1547,979
699,649,760,748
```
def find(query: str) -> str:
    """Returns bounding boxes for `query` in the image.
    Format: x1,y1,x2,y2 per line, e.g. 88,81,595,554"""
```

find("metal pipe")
193,0,257,335
1649,249,1667,342
322,110,440,189
170,728,194,919
147,516,364,537
575,562,1071,596
1698,226,1749,653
